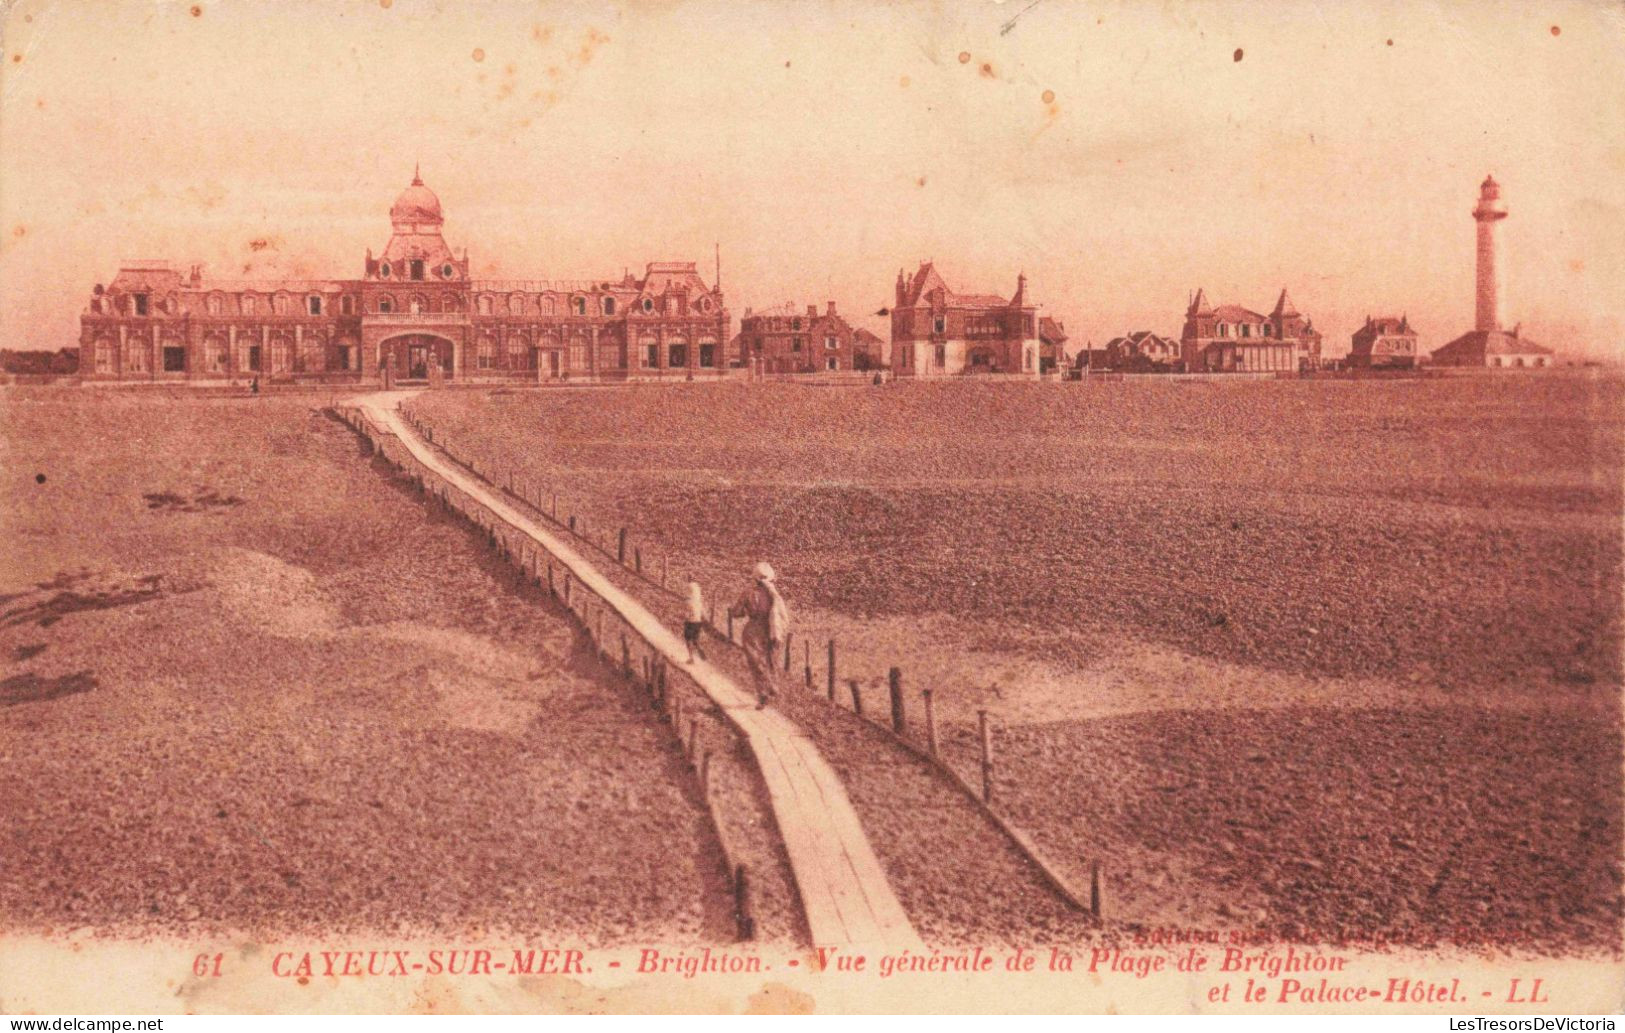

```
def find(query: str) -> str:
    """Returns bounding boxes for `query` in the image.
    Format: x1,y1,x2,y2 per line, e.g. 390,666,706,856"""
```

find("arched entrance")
380,333,455,382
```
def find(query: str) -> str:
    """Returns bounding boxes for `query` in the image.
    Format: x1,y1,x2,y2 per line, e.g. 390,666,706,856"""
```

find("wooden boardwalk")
356,391,921,951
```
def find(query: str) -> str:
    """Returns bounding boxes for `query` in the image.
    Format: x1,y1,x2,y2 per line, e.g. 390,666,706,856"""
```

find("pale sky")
2,0,1622,358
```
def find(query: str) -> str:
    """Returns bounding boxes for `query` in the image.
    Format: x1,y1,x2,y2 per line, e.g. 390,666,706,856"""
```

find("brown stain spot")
247,238,274,252
1386,38,1394,46
12,225,26,237
916,176,927,187
190,5,201,16
979,61,995,78
36,98,45,109
472,47,485,62
379,0,391,8
1233,48,1244,62
898,75,909,88
784,60,791,68
1569,258,1585,273
1041,89,1055,104
297,976,309,986
1550,24,1561,36
531,24,553,44
957,51,971,64
11,53,21,64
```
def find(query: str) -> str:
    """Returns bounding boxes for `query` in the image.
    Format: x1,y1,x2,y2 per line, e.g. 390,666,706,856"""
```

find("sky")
1,0,1622,358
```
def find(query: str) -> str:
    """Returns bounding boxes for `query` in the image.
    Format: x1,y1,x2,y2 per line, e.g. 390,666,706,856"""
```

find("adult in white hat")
730,561,791,708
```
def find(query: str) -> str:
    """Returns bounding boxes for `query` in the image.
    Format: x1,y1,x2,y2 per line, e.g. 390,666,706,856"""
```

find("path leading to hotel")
354,390,921,951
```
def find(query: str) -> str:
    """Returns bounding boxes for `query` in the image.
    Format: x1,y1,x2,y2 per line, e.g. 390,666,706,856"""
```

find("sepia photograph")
0,0,1621,1020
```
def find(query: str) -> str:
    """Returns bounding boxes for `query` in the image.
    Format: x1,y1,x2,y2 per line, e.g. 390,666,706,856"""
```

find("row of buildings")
76,171,1553,384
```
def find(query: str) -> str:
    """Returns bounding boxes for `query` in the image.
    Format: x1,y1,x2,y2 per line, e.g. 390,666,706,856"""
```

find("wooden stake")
923,688,938,755
783,631,793,673
827,639,837,699
635,547,643,574
848,679,862,718
1090,861,1103,918
889,667,905,735
734,864,755,941
803,639,813,689
618,528,627,564
978,709,994,805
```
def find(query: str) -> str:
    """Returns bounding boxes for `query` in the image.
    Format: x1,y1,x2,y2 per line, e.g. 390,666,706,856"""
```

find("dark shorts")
683,621,703,644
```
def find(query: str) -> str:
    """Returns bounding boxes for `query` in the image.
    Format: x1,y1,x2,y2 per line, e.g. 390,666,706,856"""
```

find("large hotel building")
78,170,731,384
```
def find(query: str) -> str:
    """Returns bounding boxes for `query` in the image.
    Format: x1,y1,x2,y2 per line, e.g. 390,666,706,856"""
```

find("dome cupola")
390,165,443,228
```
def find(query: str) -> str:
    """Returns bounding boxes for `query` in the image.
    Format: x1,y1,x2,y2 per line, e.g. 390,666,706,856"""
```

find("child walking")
683,581,707,663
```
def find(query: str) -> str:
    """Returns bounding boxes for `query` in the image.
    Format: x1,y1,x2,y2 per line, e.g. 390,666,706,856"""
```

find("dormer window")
1218,323,1229,338
440,263,454,279
641,298,654,313
134,293,150,316
573,296,587,316
698,298,712,314
410,259,425,281
307,295,323,316
602,297,615,316
933,315,945,334
379,263,392,278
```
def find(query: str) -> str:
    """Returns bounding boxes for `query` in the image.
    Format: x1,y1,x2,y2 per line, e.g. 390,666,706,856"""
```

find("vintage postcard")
1,0,1621,1020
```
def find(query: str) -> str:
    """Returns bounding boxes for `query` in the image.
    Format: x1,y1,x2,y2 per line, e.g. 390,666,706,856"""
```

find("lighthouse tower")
1473,174,1508,332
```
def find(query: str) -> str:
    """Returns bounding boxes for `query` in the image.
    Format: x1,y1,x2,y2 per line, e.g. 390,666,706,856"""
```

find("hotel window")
440,263,455,279
134,293,150,316
699,343,715,368
378,296,394,314
341,295,355,315
410,259,425,281
933,315,945,334
934,344,946,367
161,344,185,372
308,295,323,316
573,296,587,316
1217,323,1228,337
477,295,493,315
669,343,688,367
95,340,113,373
792,318,802,331
602,297,615,316
1240,323,1250,338
127,341,149,372
272,294,290,315
645,343,659,367
379,263,392,278
825,335,837,350
207,339,228,372
478,337,495,369
792,337,803,352
509,294,525,315
641,297,654,313
508,338,529,369
242,295,258,315
206,294,223,316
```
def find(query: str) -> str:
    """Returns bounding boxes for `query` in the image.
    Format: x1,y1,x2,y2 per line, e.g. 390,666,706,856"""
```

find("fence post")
687,718,698,763
618,528,627,564
621,634,632,674
783,631,793,674
734,864,755,940
661,556,668,590
1090,861,1103,918
803,639,813,689
700,749,712,795
635,547,643,574
827,639,837,699
923,688,939,755
568,514,576,533
889,667,905,735
727,610,735,644
546,560,555,596
848,679,862,718
978,709,994,805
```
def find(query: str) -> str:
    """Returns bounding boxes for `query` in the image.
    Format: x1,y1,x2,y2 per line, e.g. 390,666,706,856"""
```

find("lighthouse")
1473,174,1508,332
1431,174,1555,368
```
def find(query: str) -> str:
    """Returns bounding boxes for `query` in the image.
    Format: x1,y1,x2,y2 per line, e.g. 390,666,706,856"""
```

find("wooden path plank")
355,391,921,951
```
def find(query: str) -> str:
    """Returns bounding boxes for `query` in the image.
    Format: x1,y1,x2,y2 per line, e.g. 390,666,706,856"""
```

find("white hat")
754,562,776,582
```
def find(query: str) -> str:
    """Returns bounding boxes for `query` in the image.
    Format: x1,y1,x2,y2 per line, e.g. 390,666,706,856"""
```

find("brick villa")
1179,288,1323,373
78,169,731,384
888,262,1047,378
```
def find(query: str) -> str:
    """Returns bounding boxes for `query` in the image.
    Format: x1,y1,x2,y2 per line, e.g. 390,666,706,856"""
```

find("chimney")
807,304,818,319
826,301,837,317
